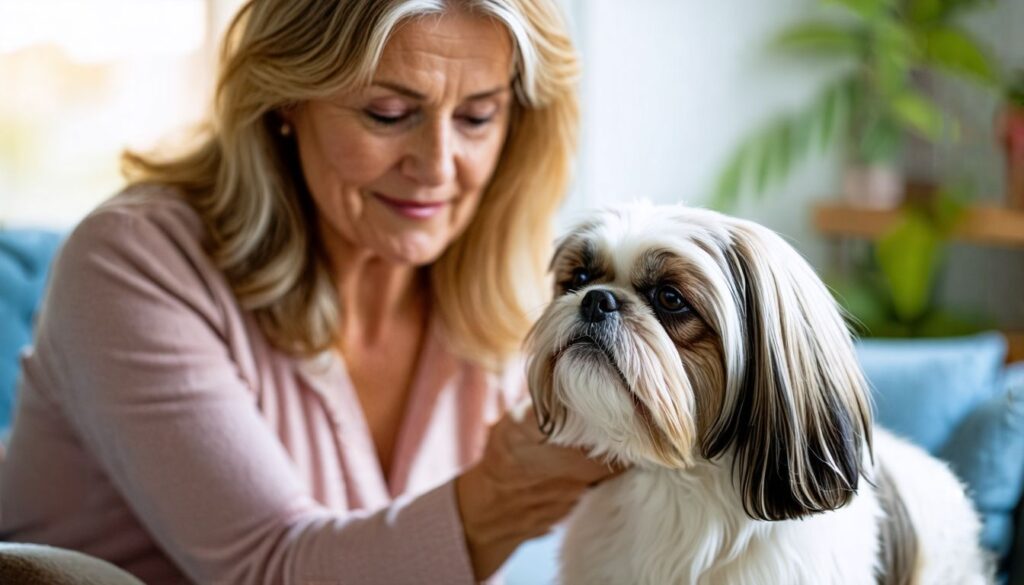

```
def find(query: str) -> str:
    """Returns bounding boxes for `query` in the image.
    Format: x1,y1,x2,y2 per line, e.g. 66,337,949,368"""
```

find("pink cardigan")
0,186,522,584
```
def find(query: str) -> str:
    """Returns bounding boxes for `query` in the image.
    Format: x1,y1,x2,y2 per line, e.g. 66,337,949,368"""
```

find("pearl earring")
280,122,293,136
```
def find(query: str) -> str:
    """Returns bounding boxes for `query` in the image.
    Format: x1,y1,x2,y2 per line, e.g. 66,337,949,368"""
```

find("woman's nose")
402,119,456,188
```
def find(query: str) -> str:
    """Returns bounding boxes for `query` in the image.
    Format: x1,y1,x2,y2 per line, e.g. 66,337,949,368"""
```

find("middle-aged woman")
0,0,619,583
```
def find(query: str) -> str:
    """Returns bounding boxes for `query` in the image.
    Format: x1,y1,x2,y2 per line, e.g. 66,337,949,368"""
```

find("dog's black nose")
579,289,620,323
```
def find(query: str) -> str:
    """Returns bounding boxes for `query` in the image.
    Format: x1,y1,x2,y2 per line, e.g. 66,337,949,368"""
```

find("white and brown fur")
526,204,992,585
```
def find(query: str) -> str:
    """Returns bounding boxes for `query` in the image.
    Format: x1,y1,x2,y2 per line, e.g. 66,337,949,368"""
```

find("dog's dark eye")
654,285,689,313
568,268,591,291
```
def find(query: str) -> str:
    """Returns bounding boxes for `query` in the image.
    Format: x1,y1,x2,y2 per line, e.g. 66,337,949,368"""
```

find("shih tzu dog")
526,204,992,585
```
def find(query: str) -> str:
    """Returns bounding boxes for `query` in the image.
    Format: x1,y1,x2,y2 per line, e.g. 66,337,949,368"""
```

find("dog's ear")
703,221,872,521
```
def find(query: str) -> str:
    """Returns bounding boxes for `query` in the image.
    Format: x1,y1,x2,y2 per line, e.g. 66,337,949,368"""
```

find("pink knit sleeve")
42,204,477,584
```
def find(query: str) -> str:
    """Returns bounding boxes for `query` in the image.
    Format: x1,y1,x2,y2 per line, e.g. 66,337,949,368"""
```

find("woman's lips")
372,192,449,220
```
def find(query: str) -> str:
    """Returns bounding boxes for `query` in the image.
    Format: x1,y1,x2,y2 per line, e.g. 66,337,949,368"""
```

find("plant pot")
842,164,904,209
998,104,1024,210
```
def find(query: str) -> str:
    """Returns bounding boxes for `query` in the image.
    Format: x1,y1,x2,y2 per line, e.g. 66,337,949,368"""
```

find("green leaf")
907,0,995,23
889,90,948,140
876,213,940,321
828,277,889,335
773,122,794,184
919,26,999,86
818,81,852,149
793,112,817,155
916,310,989,337
869,20,917,96
857,114,903,163
712,146,748,210
762,123,792,189
873,18,919,60
936,0,996,21
712,78,857,205
712,121,793,208
824,0,891,19
754,129,777,194
905,0,944,22
1009,70,1024,106
773,22,862,56
929,185,969,233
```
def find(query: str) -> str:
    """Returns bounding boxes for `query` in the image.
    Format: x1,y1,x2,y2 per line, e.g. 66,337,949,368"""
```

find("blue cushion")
504,530,561,585
0,229,63,433
857,332,1007,453
940,363,1024,560
858,333,1023,561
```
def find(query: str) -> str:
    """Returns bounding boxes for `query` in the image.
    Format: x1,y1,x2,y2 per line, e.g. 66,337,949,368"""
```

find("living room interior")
1,0,1023,583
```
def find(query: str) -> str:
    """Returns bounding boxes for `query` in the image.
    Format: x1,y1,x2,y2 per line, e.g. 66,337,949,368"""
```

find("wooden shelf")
813,202,1024,248
1009,333,1024,363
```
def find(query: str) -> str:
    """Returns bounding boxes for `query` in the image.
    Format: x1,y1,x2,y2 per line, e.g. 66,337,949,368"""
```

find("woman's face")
290,11,515,267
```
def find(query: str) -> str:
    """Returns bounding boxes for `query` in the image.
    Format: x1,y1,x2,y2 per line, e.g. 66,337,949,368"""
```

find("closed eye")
460,114,495,127
365,109,414,126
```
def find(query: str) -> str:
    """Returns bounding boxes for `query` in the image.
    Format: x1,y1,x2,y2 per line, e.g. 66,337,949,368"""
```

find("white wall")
560,0,845,267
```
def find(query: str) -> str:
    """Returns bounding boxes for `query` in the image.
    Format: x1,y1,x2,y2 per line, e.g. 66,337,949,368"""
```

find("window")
0,0,241,227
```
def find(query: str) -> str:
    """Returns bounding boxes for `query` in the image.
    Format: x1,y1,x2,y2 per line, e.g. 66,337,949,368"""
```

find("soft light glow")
0,0,214,227
0,0,206,63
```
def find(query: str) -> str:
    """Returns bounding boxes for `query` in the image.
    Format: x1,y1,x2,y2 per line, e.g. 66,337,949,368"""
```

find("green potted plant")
713,0,1000,209
999,69,1024,208
830,185,992,337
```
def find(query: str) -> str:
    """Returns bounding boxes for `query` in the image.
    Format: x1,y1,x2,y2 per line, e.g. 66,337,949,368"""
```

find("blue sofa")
3,229,1024,583
0,229,62,440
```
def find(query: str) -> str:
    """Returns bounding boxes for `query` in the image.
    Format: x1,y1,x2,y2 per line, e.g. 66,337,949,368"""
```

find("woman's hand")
455,403,622,580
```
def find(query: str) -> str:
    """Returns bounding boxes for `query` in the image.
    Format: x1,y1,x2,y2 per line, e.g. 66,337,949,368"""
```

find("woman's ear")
273,105,298,137
702,221,873,521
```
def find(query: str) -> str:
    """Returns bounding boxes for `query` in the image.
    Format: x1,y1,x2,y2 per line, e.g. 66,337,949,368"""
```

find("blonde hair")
122,0,580,368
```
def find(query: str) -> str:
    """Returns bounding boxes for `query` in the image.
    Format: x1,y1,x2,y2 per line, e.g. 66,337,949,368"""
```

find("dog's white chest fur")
560,430,988,585
561,460,880,585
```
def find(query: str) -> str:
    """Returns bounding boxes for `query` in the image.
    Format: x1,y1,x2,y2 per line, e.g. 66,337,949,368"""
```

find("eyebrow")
632,248,707,295
552,237,613,284
371,81,509,101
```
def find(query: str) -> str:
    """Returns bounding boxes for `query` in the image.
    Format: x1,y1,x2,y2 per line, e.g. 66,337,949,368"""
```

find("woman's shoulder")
55,183,226,311
62,183,211,267
74,183,205,246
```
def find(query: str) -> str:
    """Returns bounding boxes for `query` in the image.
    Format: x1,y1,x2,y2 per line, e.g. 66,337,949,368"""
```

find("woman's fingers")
501,411,622,483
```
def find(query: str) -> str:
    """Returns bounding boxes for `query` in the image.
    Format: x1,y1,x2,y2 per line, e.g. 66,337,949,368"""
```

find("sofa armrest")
0,543,144,585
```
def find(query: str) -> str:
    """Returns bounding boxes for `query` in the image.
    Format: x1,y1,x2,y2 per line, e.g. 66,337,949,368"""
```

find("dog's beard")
527,298,696,469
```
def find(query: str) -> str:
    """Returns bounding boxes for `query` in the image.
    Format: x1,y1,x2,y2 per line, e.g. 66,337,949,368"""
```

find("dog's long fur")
526,204,992,585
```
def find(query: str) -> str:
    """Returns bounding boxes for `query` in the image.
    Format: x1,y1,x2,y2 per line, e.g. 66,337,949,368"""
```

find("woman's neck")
322,231,428,350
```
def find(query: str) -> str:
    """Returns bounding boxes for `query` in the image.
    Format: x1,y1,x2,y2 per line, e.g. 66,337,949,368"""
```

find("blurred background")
1,0,1022,345
3,0,1024,582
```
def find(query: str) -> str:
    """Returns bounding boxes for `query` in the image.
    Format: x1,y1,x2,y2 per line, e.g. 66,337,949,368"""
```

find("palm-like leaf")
905,0,945,22
888,88,951,140
712,78,853,208
876,212,939,321
905,0,996,23
918,25,999,86
825,0,894,18
857,112,903,162
774,22,863,56
713,0,997,208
